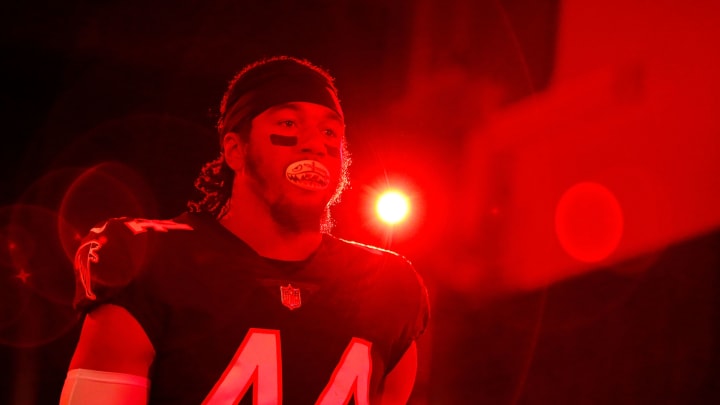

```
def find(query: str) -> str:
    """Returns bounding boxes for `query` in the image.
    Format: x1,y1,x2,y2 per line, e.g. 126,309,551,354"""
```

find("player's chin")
272,196,329,228
290,192,333,212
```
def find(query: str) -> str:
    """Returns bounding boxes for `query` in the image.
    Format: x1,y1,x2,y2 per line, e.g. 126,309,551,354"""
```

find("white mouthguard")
285,160,331,190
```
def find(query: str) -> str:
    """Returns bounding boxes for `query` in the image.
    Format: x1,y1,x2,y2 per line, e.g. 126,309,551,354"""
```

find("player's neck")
219,195,323,261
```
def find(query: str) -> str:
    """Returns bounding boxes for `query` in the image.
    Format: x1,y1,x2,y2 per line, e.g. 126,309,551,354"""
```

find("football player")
60,56,429,404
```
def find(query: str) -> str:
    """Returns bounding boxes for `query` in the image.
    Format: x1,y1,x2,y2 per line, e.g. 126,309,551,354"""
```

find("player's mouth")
285,160,330,191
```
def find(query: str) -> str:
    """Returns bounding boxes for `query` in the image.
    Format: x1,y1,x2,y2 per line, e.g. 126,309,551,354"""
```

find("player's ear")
222,132,246,171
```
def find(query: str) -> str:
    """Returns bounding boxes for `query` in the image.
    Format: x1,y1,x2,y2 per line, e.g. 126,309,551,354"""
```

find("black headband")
220,61,343,143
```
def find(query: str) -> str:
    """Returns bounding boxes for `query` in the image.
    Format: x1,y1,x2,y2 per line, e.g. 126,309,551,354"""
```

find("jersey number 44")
203,329,372,405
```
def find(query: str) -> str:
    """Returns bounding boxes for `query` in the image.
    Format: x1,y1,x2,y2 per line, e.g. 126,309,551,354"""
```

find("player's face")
243,102,346,221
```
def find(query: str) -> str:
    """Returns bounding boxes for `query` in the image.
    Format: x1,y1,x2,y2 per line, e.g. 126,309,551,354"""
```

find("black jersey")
72,212,429,404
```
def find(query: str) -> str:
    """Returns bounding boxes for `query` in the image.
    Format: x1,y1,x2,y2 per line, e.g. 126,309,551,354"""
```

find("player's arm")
378,341,419,405
59,304,155,405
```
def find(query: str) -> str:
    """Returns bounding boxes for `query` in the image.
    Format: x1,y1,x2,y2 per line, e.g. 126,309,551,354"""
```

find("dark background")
2,1,718,404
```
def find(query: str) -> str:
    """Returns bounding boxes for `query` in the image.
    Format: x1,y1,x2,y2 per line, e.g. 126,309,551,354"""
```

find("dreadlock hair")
187,56,351,229
186,153,235,219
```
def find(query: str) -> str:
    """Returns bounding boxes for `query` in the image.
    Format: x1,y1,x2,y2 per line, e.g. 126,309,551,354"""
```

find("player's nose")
298,129,327,156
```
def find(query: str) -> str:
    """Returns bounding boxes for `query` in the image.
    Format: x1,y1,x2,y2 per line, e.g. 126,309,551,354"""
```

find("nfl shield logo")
280,284,302,310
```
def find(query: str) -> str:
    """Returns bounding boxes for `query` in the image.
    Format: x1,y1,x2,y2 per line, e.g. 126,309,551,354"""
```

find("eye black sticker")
270,134,298,146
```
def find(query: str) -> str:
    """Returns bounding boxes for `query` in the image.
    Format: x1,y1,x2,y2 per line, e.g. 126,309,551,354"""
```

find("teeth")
286,160,330,190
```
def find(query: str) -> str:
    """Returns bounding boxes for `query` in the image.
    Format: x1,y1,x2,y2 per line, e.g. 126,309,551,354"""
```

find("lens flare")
555,181,624,263
375,191,410,225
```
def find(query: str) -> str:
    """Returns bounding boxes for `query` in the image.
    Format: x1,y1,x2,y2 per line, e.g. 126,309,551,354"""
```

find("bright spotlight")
375,190,410,225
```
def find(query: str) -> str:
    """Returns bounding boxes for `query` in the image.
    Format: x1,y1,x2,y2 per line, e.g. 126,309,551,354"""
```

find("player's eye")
279,120,296,127
323,128,337,138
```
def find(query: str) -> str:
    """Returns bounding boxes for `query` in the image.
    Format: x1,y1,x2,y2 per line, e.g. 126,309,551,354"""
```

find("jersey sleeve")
72,216,198,349
73,218,174,343
386,254,431,372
